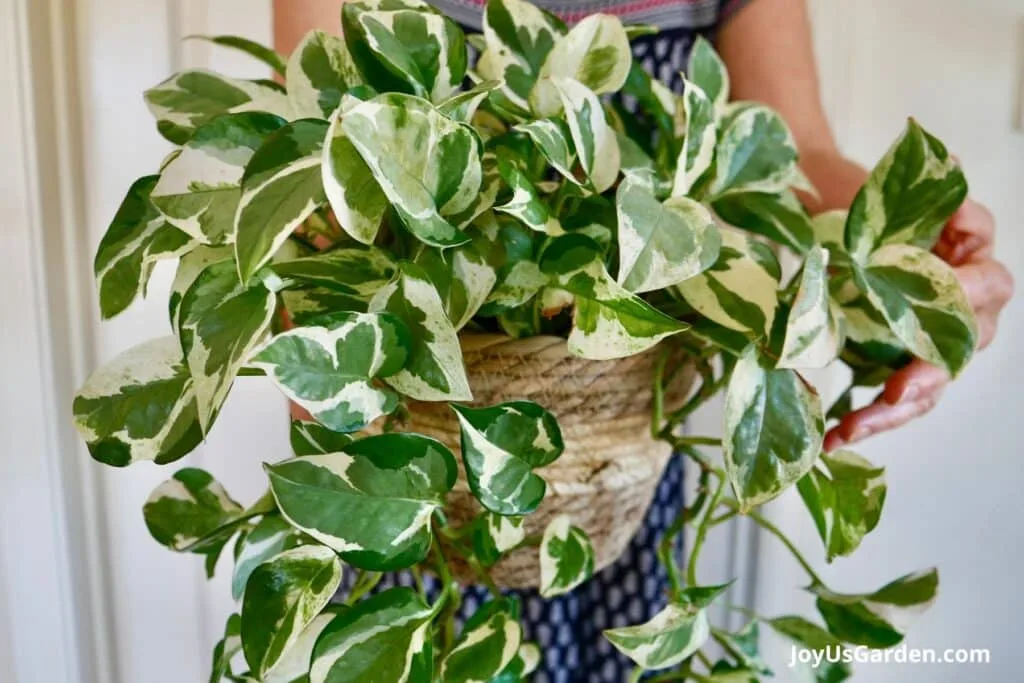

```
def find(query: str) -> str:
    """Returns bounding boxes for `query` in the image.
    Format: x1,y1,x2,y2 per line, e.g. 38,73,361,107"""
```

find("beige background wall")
1,1,1021,681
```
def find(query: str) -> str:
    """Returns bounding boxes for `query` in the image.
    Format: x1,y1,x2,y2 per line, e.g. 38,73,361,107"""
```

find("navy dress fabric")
338,4,753,678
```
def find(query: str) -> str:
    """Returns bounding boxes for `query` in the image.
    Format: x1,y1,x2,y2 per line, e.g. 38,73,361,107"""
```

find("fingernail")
900,385,920,403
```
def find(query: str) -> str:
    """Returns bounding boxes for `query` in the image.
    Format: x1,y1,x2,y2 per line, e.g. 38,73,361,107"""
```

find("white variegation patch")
687,36,729,114
287,30,361,119
484,261,548,312
710,105,799,198
513,119,578,186
488,513,526,553
778,246,843,369
440,600,522,683
604,602,711,669
671,79,716,198
480,0,564,112
549,77,620,193
415,245,498,330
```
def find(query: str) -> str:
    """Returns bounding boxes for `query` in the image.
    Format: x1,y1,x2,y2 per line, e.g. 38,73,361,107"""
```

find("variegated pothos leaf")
414,243,498,330
286,30,362,119
72,336,203,467
289,420,355,457
232,515,304,600
441,598,523,683
452,401,564,516
241,546,342,678
710,105,799,198
266,433,457,570
671,78,716,197
250,312,409,433
687,36,729,113
723,345,824,511
778,245,843,369
539,515,594,598
143,468,244,553
539,14,630,97
548,77,620,193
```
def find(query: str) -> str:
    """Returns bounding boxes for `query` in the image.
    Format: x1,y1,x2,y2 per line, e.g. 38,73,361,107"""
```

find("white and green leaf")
494,158,563,236
241,546,342,678
235,120,329,282
671,79,716,197
539,515,594,598
290,420,355,457
713,191,816,254
845,119,968,261
152,112,286,245
250,312,409,433
94,175,194,319
441,598,522,683
479,0,565,112
687,36,729,113
778,245,843,369
143,468,244,553
473,513,527,566
310,587,435,683
723,345,824,511
852,244,977,376
177,259,277,431
321,104,389,245
266,432,457,570
616,173,721,293
539,14,631,97
452,401,563,516
273,246,397,297
286,30,362,119
710,105,799,198
798,450,886,563
232,515,305,600
72,336,203,467
549,77,620,193
369,263,473,401
675,229,780,337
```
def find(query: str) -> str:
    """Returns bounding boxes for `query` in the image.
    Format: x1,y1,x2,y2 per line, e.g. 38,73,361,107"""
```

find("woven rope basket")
383,334,694,589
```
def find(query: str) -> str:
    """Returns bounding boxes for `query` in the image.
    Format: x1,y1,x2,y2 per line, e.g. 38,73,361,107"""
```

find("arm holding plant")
719,0,1013,450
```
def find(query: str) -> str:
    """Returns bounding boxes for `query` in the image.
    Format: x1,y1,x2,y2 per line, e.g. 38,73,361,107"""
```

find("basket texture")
386,334,694,589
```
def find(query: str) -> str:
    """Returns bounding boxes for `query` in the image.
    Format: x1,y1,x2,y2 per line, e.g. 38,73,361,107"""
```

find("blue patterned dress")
342,2,752,680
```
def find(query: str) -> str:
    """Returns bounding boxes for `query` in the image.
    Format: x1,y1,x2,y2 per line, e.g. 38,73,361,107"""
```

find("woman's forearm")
273,0,342,54
799,148,869,215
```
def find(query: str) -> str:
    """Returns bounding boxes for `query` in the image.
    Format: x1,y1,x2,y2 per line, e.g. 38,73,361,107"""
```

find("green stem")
686,475,726,586
347,571,382,605
720,499,826,587
708,510,738,528
659,466,710,599
651,347,671,439
674,436,722,447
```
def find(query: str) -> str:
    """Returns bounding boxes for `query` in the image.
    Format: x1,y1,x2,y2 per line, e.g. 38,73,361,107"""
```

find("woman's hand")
824,199,1015,451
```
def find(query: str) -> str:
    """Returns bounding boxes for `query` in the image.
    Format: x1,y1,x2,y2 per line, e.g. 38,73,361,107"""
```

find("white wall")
756,2,1024,681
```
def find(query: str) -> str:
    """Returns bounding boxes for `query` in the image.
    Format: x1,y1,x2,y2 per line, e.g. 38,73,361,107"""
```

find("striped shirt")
427,0,752,32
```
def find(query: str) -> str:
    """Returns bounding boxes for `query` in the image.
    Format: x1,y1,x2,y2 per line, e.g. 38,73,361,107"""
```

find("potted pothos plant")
73,0,976,680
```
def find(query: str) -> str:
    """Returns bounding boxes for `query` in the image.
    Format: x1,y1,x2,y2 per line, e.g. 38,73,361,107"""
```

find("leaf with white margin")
494,158,563,236
845,119,968,262
152,112,286,245
473,513,527,566
235,120,328,282
709,105,799,198
539,14,631,96
688,36,729,113
539,515,594,598
675,229,780,337
210,613,243,683
713,191,816,254
343,3,466,103
616,173,721,293
342,93,482,247
541,234,687,360
812,209,848,253
513,118,578,187
810,568,939,649
550,77,620,193
266,432,457,570
310,587,435,683
852,244,977,376
241,546,342,678
414,244,497,330
231,515,304,600
723,345,824,511
73,337,203,467
250,312,408,433
452,401,563,516
177,260,276,431
321,105,389,245
441,598,523,683
604,583,729,669
448,152,503,231
188,35,287,76
289,420,355,457
143,468,244,553
439,80,500,123
273,246,397,297
798,450,886,563
169,245,234,330
262,610,338,683
287,30,362,119
778,246,843,369
369,263,472,401
671,79,716,198
144,70,292,145
94,176,193,319
484,261,547,313
479,0,565,112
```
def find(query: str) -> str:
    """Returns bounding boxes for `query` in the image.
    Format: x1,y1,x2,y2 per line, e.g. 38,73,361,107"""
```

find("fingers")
936,200,996,265
881,359,949,404
824,387,943,452
954,258,1015,313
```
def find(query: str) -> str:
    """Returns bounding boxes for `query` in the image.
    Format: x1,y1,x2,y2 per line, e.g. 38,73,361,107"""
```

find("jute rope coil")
384,334,694,589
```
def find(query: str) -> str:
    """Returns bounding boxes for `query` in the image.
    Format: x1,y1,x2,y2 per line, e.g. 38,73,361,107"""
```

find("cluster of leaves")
73,0,976,679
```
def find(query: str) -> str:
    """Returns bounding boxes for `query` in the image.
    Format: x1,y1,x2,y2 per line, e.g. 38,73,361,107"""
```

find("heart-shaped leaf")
777,245,843,369
441,598,523,682
539,14,631,96
286,30,361,119
539,515,594,598
672,78,716,197
143,468,244,553
687,36,729,112
289,420,355,457
266,432,457,570
709,105,799,198
231,515,304,601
